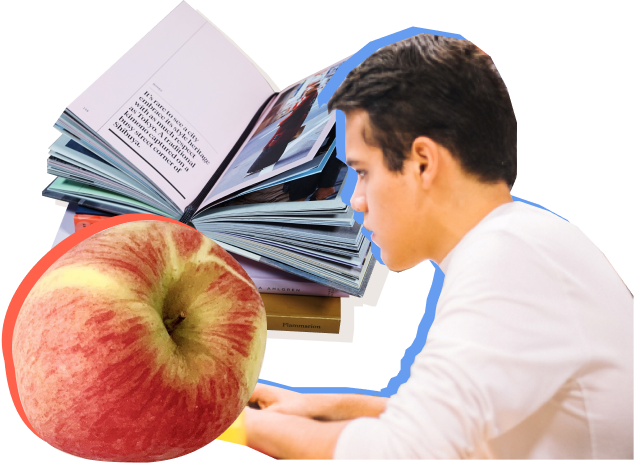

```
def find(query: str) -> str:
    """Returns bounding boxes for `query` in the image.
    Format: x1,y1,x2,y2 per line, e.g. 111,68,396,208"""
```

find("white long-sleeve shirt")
334,201,633,459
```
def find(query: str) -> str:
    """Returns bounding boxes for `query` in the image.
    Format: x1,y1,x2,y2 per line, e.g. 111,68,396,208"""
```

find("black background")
12,1,630,460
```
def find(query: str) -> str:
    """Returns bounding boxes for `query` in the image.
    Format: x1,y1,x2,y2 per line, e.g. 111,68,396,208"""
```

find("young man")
243,35,633,459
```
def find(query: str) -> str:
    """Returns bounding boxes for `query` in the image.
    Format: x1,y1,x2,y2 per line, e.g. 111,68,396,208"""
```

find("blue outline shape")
257,27,570,398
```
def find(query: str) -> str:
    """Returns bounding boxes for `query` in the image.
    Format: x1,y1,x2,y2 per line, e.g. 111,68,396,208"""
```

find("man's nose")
350,187,368,213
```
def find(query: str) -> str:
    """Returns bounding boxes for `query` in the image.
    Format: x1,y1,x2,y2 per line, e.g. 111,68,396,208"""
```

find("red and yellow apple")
12,220,267,461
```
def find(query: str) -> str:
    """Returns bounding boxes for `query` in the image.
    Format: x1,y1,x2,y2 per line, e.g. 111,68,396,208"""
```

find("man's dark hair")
328,34,517,188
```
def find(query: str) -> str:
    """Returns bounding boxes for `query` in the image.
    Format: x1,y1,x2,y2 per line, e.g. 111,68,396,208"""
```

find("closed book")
216,410,246,445
261,293,341,334
232,253,348,298
74,213,108,231
73,206,112,231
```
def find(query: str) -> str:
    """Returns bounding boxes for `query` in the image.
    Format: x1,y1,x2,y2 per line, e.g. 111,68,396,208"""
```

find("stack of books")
54,204,343,334
72,205,346,298
43,2,375,299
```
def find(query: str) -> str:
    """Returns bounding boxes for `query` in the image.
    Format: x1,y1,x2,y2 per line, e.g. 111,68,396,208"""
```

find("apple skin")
12,220,267,462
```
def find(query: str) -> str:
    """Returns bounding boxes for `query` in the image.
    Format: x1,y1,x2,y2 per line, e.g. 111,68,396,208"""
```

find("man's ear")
411,137,439,189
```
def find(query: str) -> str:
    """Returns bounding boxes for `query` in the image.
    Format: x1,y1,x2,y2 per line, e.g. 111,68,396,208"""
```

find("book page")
67,2,274,211
196,10,280,93
199,59,345,207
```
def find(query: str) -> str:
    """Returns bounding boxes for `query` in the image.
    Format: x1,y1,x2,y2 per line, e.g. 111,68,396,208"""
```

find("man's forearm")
246,409,350,459
306,394,388,421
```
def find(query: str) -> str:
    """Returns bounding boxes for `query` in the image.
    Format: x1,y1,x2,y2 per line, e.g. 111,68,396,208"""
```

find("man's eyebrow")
346,158,362,167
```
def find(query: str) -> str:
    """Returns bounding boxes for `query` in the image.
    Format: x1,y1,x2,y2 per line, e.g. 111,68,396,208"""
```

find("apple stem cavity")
164,311,186,335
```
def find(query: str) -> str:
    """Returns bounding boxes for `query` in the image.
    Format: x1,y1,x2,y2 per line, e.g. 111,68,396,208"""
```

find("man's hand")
249,384,388,421
249,384,317,418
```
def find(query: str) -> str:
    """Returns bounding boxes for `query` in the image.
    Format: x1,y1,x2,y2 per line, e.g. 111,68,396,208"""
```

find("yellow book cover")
217,410,247,445
261,293,341,334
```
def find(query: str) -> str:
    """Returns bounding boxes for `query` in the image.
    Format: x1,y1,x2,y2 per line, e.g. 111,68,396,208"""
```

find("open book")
43,1,375,297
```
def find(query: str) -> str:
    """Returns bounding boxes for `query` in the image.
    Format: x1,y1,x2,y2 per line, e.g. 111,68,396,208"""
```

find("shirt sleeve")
334,230,587,459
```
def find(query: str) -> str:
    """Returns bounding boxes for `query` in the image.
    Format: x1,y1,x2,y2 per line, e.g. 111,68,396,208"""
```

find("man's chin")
380,251,417,273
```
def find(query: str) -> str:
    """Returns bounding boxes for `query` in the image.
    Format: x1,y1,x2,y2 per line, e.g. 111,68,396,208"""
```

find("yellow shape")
217,410,246,446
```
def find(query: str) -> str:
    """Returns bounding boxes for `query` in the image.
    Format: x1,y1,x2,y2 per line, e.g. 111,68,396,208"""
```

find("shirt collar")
438,201,518,274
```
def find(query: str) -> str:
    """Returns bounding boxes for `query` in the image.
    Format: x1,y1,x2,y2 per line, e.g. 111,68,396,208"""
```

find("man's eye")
356,170,366,179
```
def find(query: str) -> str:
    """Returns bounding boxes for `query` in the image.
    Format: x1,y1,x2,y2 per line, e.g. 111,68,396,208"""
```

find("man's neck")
429,180,513,264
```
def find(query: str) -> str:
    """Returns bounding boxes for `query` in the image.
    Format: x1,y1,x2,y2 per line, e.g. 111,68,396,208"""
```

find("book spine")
254,279,347,298
259,255,370,297
266,315,340,334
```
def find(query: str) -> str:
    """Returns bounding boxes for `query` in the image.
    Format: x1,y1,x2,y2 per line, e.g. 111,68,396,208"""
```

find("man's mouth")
364,225,376,241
